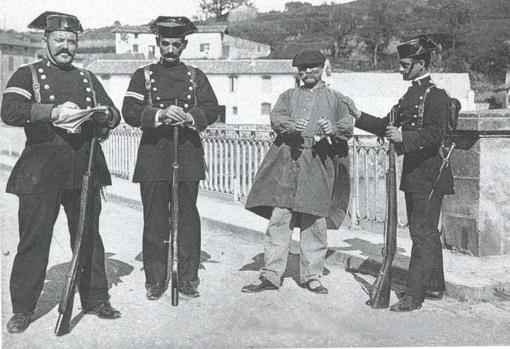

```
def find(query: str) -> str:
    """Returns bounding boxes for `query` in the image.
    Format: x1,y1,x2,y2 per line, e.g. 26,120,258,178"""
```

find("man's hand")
91,106,114,127
342,96,362,120
385,126,402,143
317,118,333,135
51,101,81,121
295,118,309,133
159,105,193,126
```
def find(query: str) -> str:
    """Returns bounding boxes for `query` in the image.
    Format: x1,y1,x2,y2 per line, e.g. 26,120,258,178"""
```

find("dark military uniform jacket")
122,59,218,182
355,75,454,195
1,57,121,195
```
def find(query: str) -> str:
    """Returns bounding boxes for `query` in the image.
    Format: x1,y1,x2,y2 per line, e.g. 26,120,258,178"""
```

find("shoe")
424,290,444,300
179,281,200,298
389,295,422,312
241,277,279,293
303,280,328,294
85,302,121,319
146,282,166,300
396,290,444,300
6,312,32,334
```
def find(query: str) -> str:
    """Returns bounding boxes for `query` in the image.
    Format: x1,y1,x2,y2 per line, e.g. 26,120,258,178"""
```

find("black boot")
6,312,32,334
241,277,279,293
84,302,121,319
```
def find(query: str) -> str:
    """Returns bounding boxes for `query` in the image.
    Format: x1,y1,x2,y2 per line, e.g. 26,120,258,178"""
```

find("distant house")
112,24,270,60
227,3,258,23
0,33,41,106
87,59,297,124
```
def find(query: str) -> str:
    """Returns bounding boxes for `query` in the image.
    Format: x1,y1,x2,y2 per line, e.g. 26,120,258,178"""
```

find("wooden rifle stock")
368,107,398,309
55,137,98,336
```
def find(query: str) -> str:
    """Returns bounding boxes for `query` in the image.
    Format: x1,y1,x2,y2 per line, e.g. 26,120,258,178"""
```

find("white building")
112,24,271,60
87,59,297,124
87,58,475,126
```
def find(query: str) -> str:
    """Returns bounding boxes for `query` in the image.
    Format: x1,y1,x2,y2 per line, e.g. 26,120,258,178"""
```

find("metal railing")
0,124,407,227
100,125,407,227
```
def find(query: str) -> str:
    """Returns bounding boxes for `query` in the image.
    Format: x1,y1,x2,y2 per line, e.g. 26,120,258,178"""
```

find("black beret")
397,35,439,59
28,11,83,33
150,16,197,38
292,50,326,67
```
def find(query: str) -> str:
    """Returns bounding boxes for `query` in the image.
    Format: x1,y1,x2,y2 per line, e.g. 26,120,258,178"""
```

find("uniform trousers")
10,188,109,313
405,191,446,301
140,181,201,287
261,207,328,286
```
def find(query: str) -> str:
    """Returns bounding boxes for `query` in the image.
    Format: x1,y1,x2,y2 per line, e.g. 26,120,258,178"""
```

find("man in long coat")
343,35,454,311
1,11,122,333
242,50,352,294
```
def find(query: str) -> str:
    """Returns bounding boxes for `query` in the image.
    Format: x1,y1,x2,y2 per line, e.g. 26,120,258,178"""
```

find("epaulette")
19,60,42,68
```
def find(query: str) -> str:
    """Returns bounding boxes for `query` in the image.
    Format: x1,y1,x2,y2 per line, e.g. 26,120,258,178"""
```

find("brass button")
151,79,155,83
188,86,193,91
80,71,85,76
83,79,88,83
153,87,157,91
86,97,92,102
38,68,44,73
184,103,189,108
149,71,153,75
86,87,92,92
49,95,55,101
156,96,161,100
40,74,46,80
44,84,50,90
187,95,191,99
160,104,164,108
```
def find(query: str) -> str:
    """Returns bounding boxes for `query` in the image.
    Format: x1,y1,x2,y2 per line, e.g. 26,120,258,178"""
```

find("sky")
0,0,353,31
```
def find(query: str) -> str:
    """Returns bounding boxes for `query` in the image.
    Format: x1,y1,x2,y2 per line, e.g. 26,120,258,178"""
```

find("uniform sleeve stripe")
4,87,32,100
125,91,145,101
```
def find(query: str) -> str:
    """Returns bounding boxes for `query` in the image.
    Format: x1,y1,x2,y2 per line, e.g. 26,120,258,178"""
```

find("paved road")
2,171,510,348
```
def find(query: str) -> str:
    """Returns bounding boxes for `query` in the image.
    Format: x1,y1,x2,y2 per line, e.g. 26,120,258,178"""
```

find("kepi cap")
292,50,326,67
397,35,439,59
28,11,83,33
150,16,197,38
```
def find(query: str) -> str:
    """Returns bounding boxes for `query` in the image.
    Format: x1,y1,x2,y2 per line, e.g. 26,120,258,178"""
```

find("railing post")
350,136,360,229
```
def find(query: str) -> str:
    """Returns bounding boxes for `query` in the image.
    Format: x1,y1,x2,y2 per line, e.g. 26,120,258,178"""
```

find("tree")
284,2,313,12
358,0,400,68
199,0,252,20
429,0,471,52
330,7,360,57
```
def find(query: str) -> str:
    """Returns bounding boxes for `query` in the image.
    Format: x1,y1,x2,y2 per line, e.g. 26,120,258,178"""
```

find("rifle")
55,136,98,336
367,106,398,309
165,100,180,306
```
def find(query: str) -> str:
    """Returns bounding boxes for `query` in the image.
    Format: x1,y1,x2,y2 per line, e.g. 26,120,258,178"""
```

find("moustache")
56,49,73,57
162,52,178,59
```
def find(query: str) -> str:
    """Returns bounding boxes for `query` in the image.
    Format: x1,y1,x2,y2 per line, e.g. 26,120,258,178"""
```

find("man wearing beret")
242,50,353,294
1,12,122,333
344,35,454,311
122,16,218,300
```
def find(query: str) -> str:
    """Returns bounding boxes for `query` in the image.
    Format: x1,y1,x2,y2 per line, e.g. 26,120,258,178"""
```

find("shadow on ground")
328,237,410,301
32,253,134,322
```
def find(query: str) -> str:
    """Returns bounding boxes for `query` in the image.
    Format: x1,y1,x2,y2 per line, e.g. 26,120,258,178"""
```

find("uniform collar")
412,73,431,86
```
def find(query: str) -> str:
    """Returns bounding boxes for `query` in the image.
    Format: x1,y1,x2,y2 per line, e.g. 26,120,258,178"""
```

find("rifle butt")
54,295,74,336
370,271,392,309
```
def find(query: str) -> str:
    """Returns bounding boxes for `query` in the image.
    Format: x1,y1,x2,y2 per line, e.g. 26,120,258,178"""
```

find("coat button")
153,87,158,91
80,71,85,76
156,96,161,100
151,79,155,83
86,87,92,92
184,103,189,108
411,122,415,126
83,79,88,83
49,95,55,101
187,95,191,99
188,86,193,90
419,96,423,100
40,74,46,80
86,106,91,110
86,97,92,102
44,84,50,90
188,71,192,76
38,68,44,73
149,71,153,75
160,104,164,108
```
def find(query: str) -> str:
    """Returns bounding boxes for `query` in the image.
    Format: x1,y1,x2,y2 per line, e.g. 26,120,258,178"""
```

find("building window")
148,45,156,58
261,76,271,93
232,106,238,115
229,75,238,92
132,44,139,53
8,57,14,71
261,103,271,115
134,33,139,39
200,43,210,53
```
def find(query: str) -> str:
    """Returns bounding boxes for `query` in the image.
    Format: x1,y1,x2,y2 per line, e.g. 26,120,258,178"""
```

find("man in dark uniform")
1,12,122,333
122,16,218,300
344,35,453,312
